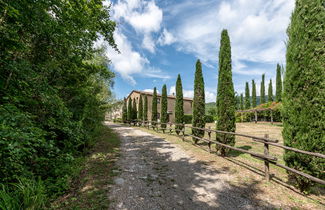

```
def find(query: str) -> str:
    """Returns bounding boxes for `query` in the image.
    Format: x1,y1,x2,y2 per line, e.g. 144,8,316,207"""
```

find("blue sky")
105,0,295,102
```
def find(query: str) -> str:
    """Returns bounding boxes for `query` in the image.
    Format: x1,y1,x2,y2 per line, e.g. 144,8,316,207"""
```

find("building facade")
127,90,193,123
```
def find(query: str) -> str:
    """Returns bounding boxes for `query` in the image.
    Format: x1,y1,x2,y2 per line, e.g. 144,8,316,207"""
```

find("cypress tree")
161,84,168,129
235,93,240,110
143,95,148,121
283,0,325,192
240,93,244,110
216,29,236,156
245,82,250,109
276,64,282,102
127,98,132,122
268,79,273,102
122,98,127,123
175,74,184,134
132,98,137,121
138,95,143,122
151,87,158,124
192,59,205,142
260,74,266,104
252,80,257,108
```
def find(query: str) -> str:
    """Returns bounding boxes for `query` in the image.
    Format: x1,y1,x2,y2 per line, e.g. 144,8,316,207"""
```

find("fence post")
270,110,273,125
162,123,165,133
255,111,257,123
208,126,211,153
169,123,172,134
182,123,185,141
264,134,270,181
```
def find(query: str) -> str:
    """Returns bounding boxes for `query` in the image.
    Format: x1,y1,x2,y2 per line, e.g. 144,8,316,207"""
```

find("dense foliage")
268,79,273,102
252,80,257,108
192,60,206,142
260,74,266,104
144,95,148,121
283,0,325,192
122,98,127,123
276,64,282,102
245,82,251,109
132,98,137,121
127,98,132,122
175,74,184,134
0,0,117,205
151,87,158,124
240,94,244,110
216,29,236,156
161,85,168,128
138,95,143,122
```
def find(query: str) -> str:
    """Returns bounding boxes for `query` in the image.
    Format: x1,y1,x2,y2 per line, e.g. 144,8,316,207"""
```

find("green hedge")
183,114,192,124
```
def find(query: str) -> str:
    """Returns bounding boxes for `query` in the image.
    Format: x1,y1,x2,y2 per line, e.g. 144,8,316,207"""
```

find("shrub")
204,115,214,123
183,114,192,124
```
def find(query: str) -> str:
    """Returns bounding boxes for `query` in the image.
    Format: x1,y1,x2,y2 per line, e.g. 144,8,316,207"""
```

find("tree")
216,29,236,156
192,59,206,142
240,94,244,110
276,64,282,102
144,95,148,121
283,0,325,192
132,98,137,121
122,98,127,123
151,87,158,124
245,82,251,109
138,95,143,122
252,80,257,107
161,85,168,129
175,74,184,134
127,98,132,122
260,74,266,104
268,79,273,102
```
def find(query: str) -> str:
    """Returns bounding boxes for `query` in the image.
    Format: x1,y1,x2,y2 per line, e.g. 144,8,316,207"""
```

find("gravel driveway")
107,123,275,210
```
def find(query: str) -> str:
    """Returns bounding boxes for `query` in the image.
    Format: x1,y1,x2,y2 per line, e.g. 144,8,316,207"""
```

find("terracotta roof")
126,90,193,101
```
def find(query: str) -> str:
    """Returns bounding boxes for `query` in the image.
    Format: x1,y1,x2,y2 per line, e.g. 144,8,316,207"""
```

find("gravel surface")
107,123,275,210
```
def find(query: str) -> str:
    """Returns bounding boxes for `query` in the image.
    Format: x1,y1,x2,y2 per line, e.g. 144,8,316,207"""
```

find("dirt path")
107,123,276,210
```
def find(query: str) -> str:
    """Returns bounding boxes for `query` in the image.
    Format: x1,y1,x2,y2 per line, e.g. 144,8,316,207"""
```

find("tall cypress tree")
245,82,250,109
151,87,158,124
122,98,127,123
260,74,266,104
127,98,132,122
240,93,244,110
175,74,184,134
161,84,168,128
143,95,148,121
138,95,143,122
192,59,205,142
276,64,282,102
268,79,273,102
132,98,137,121
252,80,257,107
283,0,324,192
216,29,236,156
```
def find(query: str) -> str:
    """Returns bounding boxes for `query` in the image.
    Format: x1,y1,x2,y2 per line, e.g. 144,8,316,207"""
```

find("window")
157,98,160,104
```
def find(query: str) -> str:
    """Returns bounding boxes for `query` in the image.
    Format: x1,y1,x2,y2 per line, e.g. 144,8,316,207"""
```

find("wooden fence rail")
125,120,325,186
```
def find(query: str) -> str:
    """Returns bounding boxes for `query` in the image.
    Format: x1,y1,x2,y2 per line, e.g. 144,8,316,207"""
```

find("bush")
204,115,214,123
183,114,192,124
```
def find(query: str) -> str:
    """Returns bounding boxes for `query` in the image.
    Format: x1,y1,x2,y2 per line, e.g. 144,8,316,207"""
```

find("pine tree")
260,74,266,104
161,84,168,129
268,79,273,102
240,93,244,110
216,29,236,156
138,95,143,122
192,59,205,142
283,0,325,192
132,98,137,121
175,74,184,134
276,64,282,102
252,80,257,108
127,98,132,122
245,82,251,109
151,87,158,124
143,95,148,121
122,98,127,123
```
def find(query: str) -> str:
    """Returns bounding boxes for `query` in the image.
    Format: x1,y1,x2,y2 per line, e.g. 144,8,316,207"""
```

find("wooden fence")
125,120,325,186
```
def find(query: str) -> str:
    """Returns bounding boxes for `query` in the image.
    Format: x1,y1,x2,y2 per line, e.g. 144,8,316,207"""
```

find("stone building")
127,90,193,123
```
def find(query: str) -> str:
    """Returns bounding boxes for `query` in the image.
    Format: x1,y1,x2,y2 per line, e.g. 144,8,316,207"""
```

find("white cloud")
169,86,216,102
142,34,155,53
158,28,176,45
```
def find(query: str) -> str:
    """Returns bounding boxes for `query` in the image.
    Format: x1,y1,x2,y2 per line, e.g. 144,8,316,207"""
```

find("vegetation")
132,98,137,121
122,98,127,123
276,64,282,102
175,74,184,134
260,74,266,104
245,82,251,109
127,98,132,122
192,59,206,142
161,85,168,128
216,29,236,156
138,95,143,122
283,0,325,192
268,79,273,102
240,94,244,110
151,87,158,124
252,80,257,108
144,95,148,121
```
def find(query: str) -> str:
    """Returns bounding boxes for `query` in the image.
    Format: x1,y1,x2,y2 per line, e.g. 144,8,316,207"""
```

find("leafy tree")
122,98,127,123
216,29,236,156
283,0,325,192
245,82,251,109
192,59,205,142
151,87,158,124
161,85,168,128
276,64,282,102
138,95,143,122
127,98,132,121
260,74,266,104
132,97,137,121
235,93,241,110
175,74,184,134
252,80,257,107
268,79,273,102
143,95,148,121
240,93,244,110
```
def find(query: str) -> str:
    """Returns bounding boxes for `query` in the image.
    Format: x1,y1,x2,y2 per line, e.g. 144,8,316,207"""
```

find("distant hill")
205,102,216,115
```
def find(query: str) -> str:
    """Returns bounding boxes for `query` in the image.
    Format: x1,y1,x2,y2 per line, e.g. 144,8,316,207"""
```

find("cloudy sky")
105,0,295,102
